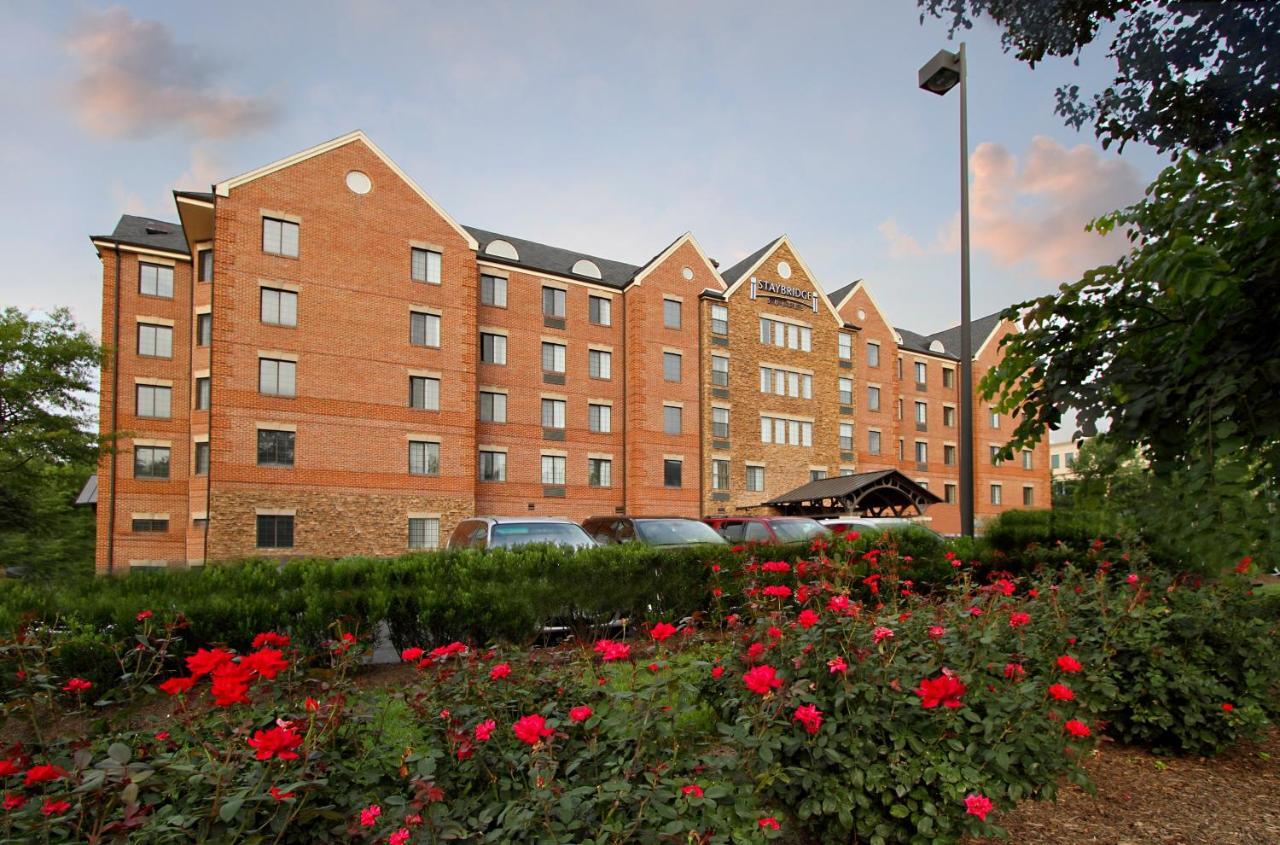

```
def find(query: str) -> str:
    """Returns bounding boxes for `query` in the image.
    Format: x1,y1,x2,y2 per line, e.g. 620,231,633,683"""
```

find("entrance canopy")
764,469,941,517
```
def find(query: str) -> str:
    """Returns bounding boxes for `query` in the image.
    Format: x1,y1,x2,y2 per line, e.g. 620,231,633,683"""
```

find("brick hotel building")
88,131,1047,573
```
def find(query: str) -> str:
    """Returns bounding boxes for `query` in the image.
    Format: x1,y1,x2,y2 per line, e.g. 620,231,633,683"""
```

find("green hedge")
982,509,1120,555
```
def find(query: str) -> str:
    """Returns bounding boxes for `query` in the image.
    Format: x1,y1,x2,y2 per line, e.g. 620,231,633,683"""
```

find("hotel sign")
750,277,820,313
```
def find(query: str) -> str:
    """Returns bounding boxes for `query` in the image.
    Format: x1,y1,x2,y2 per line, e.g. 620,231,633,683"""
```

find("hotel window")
944,444,957,466
838,333,853,361
839,423,854,452
409,376,440,411
746,465,765,492
258,359,295,397
408,441,440,476
990,446,1003,466
408,517,440,550
760,416,812,447
133,445,170,479
867,341,880,367
897,358,904,379
542,342,566,374
136,384,171,419
588,403,612,433
711,459,729,490
196,313,212,347
1023,486,1035,506
132,517,170,533
410,312,441,347
197,249,213,283
256,514,294,548
262,217,299,258
479,391,507,423
838,377,853,405
588,457,612,487
990,410,1001,428
139,263,174,298
542,287,566,319
194,442,209,476
1022,450,1033,470
195,376,210,411
944,483,957,504
943,368,955,389
811,469,827,482
868,430,882,455
1052,453,1061,469
944,406,956,427
137,323,172,359
480,275,507,307
915,441,928,465
589,295,611,326
663,405,683,435
410,247,442,284
915,401,928,426
663,298,682,330
479,332,507,365
257,429,295,467
478,450,507,482
663,458,683,488
541,398,566,429
712,407,730,439
867,385,881,412
710,304,728,335
915,361,927,386
1065,452,1076,467
541,455,566,485
663,351,682,382
897,438,905,459
260,288,298,327
711,354,729,387
895,398,904,420
990,484,1003,505
588,349,612,379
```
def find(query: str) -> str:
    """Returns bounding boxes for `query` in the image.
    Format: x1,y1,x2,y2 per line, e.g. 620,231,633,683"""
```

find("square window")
663,351,681,382
588,457,612,487
258,359,296,397
589,295,612,326
711,355,729,387
542,342,566,374
479,391,507,423
588,349,611,379
257,429,295,467
260,287,298,327
588,403,611,433
541,398,566,429
137,323,173,358
409,376,440,411
194,441,209,476
411,247,442,284
663,458,683,488
663,405,682,435
135,384,172,418
408,517,440,549
711,459,729,490
196,313,212,346
409,440,440,475
480,332,507,365
139,263,174,298
480,275,508,307
262,217,299,258
478,450,506,482
133,445,170,479
411,312,441,347
542,287,566,318
710,304,728,335
810,469,827,482
256,514,294,548
663,298,682,330
541,455,566,485
194,376,210,411
746,465,765,492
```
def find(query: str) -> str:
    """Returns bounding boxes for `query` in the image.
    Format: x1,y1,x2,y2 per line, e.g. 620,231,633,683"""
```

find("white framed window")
991,484,1003,505
134,445,170,478
838,377,853,405
139,263,174,298
710,304,728,335
479,391,507,423
262,217,299,258
867,385,881,412
480,275,507,307
541,398,566,429
259,359,296,397
868,430,882,455
746,465,765,492
990,410,1001,428
711,354,729,387
409,375,440,411
663,351,681,382
409,441,440,476
712,407,730,439
588,457,612,487
867,341,880,367
542,342,566,373
137,323,173,358
915,441,928,463
408,517,440,549
915,361,927,385
663,405,682,435
589,295,611,326
711,459,729,490
261,287,298,327
838,333,853,360
541,454,566,485
410,311,441,347
915,401,928,424
663,298,682,330
839,423,854,452
194,376,210,410
480,332,507,365
588,403,611,433
411,248,442,284
1022,450,1033,470
542,287,566,319
944,406,957,427
478,450,506,482
588,349,612,379
136,384,171,418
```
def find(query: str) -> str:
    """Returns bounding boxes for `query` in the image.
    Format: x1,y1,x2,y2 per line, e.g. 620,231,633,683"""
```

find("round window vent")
857,308,867,321
777,260,792,279
345,171,372,194
682,266,694,281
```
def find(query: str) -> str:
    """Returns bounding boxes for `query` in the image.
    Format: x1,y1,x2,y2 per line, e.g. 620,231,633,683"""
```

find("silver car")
446,516,597,551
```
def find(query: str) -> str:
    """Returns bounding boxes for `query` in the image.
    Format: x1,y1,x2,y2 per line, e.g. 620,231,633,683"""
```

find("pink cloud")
66,7,278,139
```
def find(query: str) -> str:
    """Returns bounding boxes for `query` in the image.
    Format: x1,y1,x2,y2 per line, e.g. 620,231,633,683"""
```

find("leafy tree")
985,134,1280,496
0,308,101,577
917,0,1280,154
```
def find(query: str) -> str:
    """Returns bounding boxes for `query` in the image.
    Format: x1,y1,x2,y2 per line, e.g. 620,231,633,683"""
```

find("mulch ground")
970,730,1280,845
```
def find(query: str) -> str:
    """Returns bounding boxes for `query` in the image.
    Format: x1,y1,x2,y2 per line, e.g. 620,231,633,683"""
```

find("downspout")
106,245,121,575
620,289,627,511
203,234,214,566
696,294,706,517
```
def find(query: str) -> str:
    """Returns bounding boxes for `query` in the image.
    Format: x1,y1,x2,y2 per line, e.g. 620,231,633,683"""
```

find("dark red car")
702,516,829,546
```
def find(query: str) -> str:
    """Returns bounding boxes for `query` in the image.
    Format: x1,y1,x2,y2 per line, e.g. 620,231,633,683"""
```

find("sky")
1,1,1167,353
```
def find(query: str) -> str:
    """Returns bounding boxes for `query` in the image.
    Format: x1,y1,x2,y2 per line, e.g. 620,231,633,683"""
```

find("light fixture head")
918,48,961,95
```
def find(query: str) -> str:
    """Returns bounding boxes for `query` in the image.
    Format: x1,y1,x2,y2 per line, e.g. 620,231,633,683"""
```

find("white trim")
132,438,171,447
258,349,298,362
255,507,297,517
256,421,297,432
842,280,894,332
92,240,192,262
539,448,568,457
136,315,175,327
406,433,442,442
974,318,1009,360
407,511,442,520
722,236,843,326
214,130,479,251
176,194,215,209
630,232,727,290
133,377,173,387
475,260,622,294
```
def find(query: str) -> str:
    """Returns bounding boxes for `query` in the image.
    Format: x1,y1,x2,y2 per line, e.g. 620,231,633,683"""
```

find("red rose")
40,799,71,817
400,647,424,662
0,760,19,777
681,784,704,798
62,678,92,694
1008,612,1031,628
1222,702,1234,712
159,676,196,696
135,610,153,622
1004,663,1025,680
489,663,512,681
743,665,782,696
512,714,553,746
186,647,234,678
593,639,631,662
792,704,823,735
247,724,303,761
1056,655,1083,673
964,793,993,821
1048,683,1074,701
269,785,296,801
758,817,781,830
826,656,847,674
762,585,792,599
711,665,725,679
569,706,592,723
241,648,288,680
475,719,497,741
2,794,26,811
915,674,966,709
23,765,66,787
210,663,254,707
252,632,290,650
1064,719,1091,737
928,625,946,640
797,609,819,630
649,622,678,642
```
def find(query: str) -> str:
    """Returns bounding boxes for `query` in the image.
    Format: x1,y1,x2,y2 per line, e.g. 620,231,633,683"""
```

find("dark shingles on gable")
719,238,782,286
464,225,640,289
827,280,859,309
92,215,189,255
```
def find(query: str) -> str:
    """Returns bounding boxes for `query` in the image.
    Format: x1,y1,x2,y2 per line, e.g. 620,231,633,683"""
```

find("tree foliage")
984,134,1280,492
917,0,1280,154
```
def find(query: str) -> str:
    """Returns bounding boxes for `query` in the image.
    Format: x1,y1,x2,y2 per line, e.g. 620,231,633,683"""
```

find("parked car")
446,517,596,551
818,517,944,540
703,516,830,545
581,516,728,548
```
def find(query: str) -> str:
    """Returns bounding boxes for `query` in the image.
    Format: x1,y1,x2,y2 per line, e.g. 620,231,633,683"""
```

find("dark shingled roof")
924,310,1005,359
75,474,98,506
720,238,782,286
826,280,859,308
93,215,189,255
464,225,641,289
764,469,942,507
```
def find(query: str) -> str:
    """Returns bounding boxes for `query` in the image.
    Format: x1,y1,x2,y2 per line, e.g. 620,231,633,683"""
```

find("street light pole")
919,42,975,537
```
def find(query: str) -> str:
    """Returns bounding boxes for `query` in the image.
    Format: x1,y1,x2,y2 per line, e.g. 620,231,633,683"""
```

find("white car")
446,517,596,551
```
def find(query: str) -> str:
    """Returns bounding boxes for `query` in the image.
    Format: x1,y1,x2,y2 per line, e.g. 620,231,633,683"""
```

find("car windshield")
490,522,593,549
770,519,830,543
634,519,727,546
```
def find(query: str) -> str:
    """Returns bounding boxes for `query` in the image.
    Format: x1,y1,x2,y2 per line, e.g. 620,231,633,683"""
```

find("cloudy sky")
1,1,1164,340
